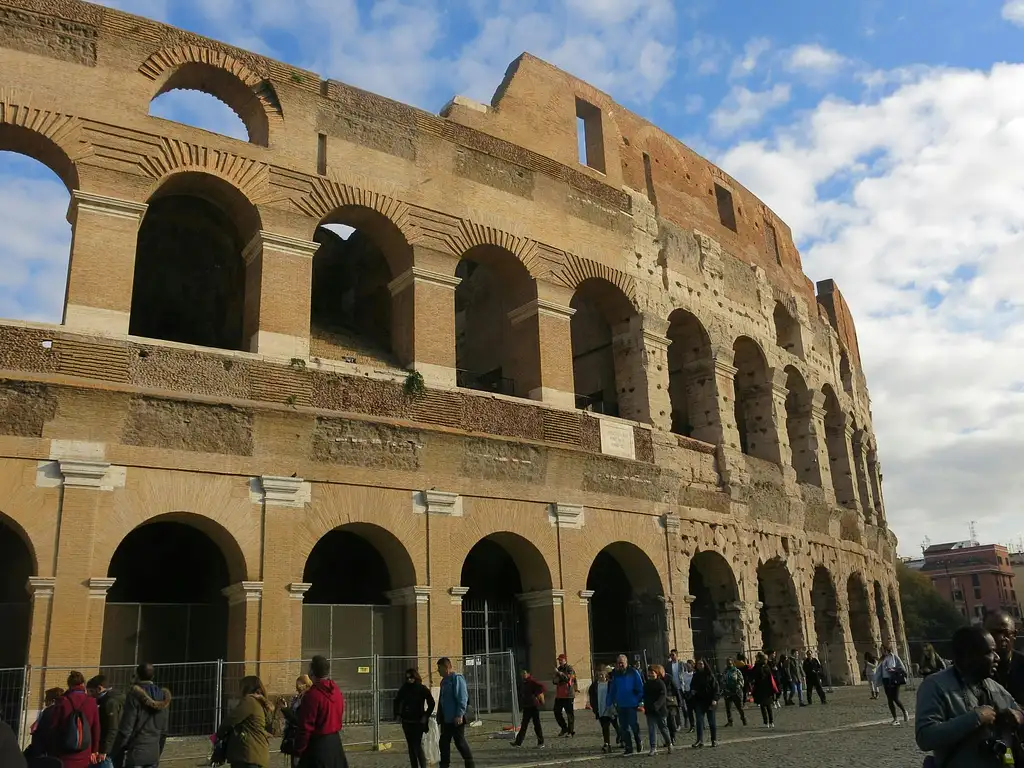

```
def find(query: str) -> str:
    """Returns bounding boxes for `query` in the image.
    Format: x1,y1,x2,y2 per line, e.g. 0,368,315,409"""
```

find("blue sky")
5,0,1024,556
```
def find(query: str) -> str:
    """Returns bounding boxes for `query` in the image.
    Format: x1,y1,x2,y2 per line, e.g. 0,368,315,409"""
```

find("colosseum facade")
0,0,900,718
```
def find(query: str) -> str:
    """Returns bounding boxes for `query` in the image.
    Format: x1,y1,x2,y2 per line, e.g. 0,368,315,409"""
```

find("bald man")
983,610,1024,705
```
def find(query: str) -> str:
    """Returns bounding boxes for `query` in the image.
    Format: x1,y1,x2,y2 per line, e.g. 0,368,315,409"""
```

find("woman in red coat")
46,672,100,768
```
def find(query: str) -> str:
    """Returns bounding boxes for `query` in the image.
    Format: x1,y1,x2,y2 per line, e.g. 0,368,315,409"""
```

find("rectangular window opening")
715,183,737,232
765,221,781,265
575,97,606,174
642,152,658,209
319,80,330,98
317,133,328,176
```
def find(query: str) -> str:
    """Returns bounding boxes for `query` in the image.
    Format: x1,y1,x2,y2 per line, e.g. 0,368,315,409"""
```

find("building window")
642,152,657,207
316,133,327,176
951,577,960,589
765,221,781,265
575,97,606,173
715,183,737,232
974,587,982,600
971,573,981,587
975,605,985,618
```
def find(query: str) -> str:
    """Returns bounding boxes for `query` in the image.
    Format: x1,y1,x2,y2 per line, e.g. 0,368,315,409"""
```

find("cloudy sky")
3,0,1024,557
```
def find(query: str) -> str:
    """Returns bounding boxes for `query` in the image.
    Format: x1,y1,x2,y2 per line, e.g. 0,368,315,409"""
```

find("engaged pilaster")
507,298,576,407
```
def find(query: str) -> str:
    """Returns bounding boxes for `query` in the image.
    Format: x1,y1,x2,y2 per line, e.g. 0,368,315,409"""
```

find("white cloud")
718,63,1024,555
710,84,791,134
785,43,848,75
1002,0,1024,25
729,37,771,80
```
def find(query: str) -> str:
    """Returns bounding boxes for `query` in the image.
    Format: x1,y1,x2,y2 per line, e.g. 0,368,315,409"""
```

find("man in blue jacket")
436,657,475,768
606,654,644,754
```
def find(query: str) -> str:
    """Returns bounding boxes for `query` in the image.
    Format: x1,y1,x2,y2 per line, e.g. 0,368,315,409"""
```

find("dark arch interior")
303,529,392,605
666,309,712,437
103,521,229,665
129,193,246,350
0,521,33,668
461,538,526,660
570,279,634,416
847,576,874,658
587,546,666,665
757,560,800,654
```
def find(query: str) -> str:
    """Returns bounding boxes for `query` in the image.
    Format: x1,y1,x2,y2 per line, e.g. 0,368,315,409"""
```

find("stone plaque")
599,419,636,460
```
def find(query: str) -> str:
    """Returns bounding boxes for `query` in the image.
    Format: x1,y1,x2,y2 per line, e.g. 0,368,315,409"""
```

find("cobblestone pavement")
160,685,923,766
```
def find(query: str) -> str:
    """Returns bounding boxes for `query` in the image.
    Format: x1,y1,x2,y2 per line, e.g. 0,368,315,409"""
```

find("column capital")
222,581,264,606
517,589,565,609
662,513,680,533
549,502,585,530
388,266,462,296
448,586,470,605
68,190,148,224
578,589,596,605
710,356,738,378
386,586,431,605
508,299,575,326
287,582,312,600
59,460,125,491
416,490,462,516
242,231,320,264
251,475,311,508
26,576,56,599
87,577,116,599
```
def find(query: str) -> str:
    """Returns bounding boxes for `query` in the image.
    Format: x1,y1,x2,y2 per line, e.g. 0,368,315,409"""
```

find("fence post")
372,654,380,749
507,650,519,732
214,659,224,733
19,665,30,747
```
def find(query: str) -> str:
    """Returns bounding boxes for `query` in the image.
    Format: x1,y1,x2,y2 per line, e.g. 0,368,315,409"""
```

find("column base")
63,305,130,336
529,387,575,409
248,330,310,359
414,362,457,389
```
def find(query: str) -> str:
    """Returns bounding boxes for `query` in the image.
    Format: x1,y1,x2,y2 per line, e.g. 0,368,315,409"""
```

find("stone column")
63,191,148,336
572,590,596,683
834,597,860,685
679,357,736,447
222,581,264,670
677,596,696,661
736,369,787,466
507,299,576,407
851,430,877,524
84,577,116,666
385,586,432,662
517,590,563,674
24,577,56,734
867,446,886,524
826,414,861,510
241,231,319,358
614,314,672,429
389,247,462,389
788,390,832,493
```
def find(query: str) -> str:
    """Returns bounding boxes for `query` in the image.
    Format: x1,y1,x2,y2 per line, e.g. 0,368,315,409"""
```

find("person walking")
23,687,64,763
642,666,673,756
281,675,313,768
689,659,719,748
752,653,777,729
436,658,474,768
803,650,827,705
875,646,909,725
778,654,794,706
918,644,946,679
666,650,685,729
512,670,545,749
552,654,576,738
864,652,880,700
110,663,172,768
787,650,805,706
655,665,679,745
294,656,347,768
86,675,124,768
394,668,436,767
721,658,747,727
47,672,100,768
681,660,695,732
216,675,274,768
588,665,620,754
605,654,644,755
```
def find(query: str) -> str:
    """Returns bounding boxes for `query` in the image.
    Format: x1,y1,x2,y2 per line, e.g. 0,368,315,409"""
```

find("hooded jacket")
605,667,644,710
110,682,172,767
220,693,273,767
96,688,126,755
294,678,345,756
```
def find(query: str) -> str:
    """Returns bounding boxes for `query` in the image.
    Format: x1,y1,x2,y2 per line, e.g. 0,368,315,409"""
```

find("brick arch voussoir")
553,252,639,311
444,214,548,281
293,174,420,246
0,87,92,191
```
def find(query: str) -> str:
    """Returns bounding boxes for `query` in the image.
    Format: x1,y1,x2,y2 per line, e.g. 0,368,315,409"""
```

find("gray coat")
110,683,172,767
915,666,1019,767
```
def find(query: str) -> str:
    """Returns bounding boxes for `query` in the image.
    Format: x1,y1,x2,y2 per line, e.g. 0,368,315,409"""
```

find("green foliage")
403,370,426,398
898,560,969,641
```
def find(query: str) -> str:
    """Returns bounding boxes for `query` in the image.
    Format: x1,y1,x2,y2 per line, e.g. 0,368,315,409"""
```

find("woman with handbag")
213,676,274,768
393,668,436,767
873,646,909,725
281,676,313,768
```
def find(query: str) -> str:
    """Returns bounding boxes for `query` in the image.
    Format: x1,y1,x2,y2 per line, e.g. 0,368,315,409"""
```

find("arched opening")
810,566,846,684
586,542,666,671
757,558,802,653
0,125,76,324
150,62,274,146
666,308,713,438
129,172,260,351
302,524,416,659
454,245,535,397
461,534,554,713
689,550,741,669
570,278,636,417
823,385,857,507
784,366,818,485
873,580,893,649
847,573,875,669
839,351,853,392
773,303,802,356
732,336,776,460
0,518,32,730
310,206,412,369
149,89,250,142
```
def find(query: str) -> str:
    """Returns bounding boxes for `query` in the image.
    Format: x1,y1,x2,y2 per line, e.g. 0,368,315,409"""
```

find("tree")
897,561,969,642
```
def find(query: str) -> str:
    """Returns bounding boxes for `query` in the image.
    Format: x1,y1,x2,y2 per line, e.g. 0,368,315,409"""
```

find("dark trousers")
515,707,544,745
616,707,641,752
553,698,575,734
759,701,774,725
646,712,671,749
682,694,694,728
666,706,678,741
806,677,827,704
599,715,620,745
402,722,427,768
439,722,474,768
883,683,907,720
724,694,746,724
694,703,717,744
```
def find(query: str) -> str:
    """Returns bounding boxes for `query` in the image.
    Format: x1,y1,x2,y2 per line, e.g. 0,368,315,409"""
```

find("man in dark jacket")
512,671,546,748
109,663,171,767
984,610,1024,704
551,654,576,737
802,651,827,705
689,659,720,748
0,719,26,767
295,655,346,767
87,675,125,767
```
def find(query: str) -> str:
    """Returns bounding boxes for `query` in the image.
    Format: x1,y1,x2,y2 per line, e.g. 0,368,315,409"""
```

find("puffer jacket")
220,693,273,768
110,682,172,767
605,667,644,710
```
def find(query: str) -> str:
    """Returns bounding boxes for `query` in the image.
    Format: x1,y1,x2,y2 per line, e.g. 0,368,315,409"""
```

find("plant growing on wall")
404,370,426,398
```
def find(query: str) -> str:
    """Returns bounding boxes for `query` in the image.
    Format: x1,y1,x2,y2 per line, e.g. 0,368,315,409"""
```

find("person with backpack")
87,675,124,768
109,662,172,768
552,654,576,738
214,676,274,768
47,671,100,768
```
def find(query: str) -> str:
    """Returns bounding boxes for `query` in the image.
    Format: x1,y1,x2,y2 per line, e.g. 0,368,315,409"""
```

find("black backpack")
60,696,90,754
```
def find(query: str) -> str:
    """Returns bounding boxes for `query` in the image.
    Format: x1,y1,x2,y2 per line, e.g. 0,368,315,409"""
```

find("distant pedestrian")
587,665,620,753
778,654,794,705
918,644,945,679
803,650,827,705
875,646,909,725
295,656,347,768
681,661,695,731
689,658,719,748
436,658,474,768
642,666,673,756
217,675,274,768
86,675,123,768
654,665,679,744
752,653,776,729
512,670,545,748
666,650,685,729
606,654,644,755
281,675,313,768
394,668,436,768
864,652,879,700
787,650,805,706
721,658,747,727
552,654,576,737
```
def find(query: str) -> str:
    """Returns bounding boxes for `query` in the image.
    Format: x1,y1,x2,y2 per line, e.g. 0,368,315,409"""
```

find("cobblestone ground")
160,686,922,766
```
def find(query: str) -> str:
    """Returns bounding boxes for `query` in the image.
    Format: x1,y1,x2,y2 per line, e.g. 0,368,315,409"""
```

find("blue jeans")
95,761,113,768
694,703,717,744
616,707,640,752
646,712,671,749
791,681,803,703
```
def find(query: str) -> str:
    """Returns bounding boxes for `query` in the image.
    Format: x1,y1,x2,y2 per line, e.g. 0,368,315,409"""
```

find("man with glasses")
984,610,1024,704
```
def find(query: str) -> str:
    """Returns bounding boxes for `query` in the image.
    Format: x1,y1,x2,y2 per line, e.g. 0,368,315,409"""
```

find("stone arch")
140,47,283,146
822,385,857,507
757,557,803,653
553,252,638,308
784,365,818,485
295,177,420,253
570,277,638,417
303,521,417,603
587,542,667,662
773,302,803,357
455,243,537,397
873,579,894,650
810,565,847,684
129,170,262,351
847,572,875,668
688,550,742,666
667,308,713,438
732,335,777,460
444,217,546,279
0,513,36,669
0,121,80,194
839,350,853,392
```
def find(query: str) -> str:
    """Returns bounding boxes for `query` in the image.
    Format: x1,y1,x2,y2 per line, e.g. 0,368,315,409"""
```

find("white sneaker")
648,748,657,756
891,719,900,726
